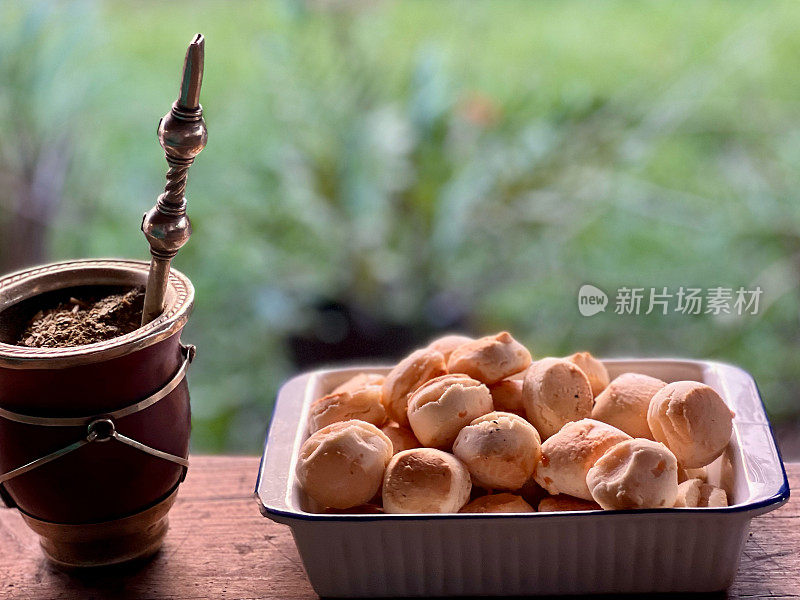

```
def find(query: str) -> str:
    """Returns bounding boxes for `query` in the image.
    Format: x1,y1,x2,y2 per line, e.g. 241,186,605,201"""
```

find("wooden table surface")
0,457,796,600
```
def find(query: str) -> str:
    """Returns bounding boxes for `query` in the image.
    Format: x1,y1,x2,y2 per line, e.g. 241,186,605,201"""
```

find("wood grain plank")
0,457,796,599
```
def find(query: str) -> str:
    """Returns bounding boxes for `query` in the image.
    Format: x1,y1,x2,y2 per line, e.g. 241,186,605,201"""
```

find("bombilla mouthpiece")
178,34,204,111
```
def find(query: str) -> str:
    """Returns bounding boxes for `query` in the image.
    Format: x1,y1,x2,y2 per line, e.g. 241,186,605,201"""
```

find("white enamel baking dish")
256,359,789,597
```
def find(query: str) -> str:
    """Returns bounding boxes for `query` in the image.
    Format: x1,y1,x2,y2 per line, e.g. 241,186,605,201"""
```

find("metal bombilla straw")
141,34,208,325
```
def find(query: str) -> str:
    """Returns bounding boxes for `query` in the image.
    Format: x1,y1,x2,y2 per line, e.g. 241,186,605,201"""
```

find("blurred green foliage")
2,1,800,452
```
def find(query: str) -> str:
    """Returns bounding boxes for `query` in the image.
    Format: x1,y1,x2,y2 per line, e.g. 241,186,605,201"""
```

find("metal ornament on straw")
141,33,208,326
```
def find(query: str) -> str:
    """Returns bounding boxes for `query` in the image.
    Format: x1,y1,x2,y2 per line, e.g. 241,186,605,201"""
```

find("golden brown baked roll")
296,420,393,509
698,483,728,507
332,372,386,394
674,478,728,507
565,351,609,397
523,358,593,439
591,373,666,439
308,388,386,433
382,347,447,427
533,418,631,500
586,438,679,510
382,448,472,513
447,332,532,385
453,411,541,490
406,373,493,449
488,378,525,416
380,422,421,455
647,381,733,468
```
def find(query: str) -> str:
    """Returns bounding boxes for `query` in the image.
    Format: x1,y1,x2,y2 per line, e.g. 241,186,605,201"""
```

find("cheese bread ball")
538,495,601,512
332,372,385,395
453,412,542,490
647,381,734,468
460,493,534,513
678,466,708,483
698,483,728,507
488,379,525,416
382,448,472,513
427,334,474,361
565,352,610,397
308,388,386,433
674,479,728,507
591,373,666,439
674,478,702,507
382,347,447,427
447,332,532,385
534,419,631,500
406,374,493,449
380,422,421,455
586,438,679,510
296,420,393,509
523,358,594,439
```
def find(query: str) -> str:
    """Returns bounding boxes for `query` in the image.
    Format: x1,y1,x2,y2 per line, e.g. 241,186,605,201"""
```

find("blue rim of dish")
254,363,791,523
257,489,789,523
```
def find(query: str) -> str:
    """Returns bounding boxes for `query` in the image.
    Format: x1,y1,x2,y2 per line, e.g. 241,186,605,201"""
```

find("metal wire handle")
0,345,195,486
